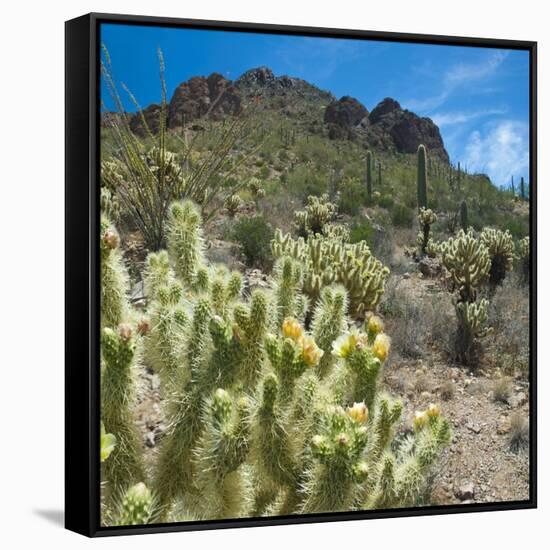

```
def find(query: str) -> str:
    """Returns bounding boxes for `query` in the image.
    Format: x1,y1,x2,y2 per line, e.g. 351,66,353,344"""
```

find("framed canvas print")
65,12,537,537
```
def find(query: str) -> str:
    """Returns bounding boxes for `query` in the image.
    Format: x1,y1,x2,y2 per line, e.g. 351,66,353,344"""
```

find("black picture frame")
65,12,537,537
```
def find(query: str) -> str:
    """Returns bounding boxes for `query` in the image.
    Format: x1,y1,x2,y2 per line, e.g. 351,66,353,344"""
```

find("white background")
0,0,546,547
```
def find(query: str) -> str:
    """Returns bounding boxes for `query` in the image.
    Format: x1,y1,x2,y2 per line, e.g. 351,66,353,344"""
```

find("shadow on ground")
34,509,64,527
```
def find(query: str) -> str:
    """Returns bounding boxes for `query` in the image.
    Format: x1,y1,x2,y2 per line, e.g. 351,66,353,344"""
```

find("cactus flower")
427,403,441,418
282,318,304,341
372,333,391,362
367,315,384,335
413,410,429,431
347,402,369,424
301,335,324,367
100,422,116,462
332,332,357,358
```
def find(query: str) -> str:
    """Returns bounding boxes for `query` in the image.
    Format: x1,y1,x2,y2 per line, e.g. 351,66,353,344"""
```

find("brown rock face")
324,96,369,128
129,104,164,137
166,73,242,128
368,97,449,162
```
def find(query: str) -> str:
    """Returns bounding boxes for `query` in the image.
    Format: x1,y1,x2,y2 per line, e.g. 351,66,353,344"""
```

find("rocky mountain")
117,66,449,162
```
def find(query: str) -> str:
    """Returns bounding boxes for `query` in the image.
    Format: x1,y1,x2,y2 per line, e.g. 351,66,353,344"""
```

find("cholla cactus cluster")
417,207,438,256
480,228,515,287
294,193,337,236
224,194,243,217
518,236,530,284
271,226,390,318
248,176,266,199
440,230,491,364
99,199,450,526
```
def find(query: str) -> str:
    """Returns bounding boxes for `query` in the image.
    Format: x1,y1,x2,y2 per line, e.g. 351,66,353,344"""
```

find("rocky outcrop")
129,104,164,137
324,96,368,128
368,98,449,162
235,67,334,103
166,73,241,128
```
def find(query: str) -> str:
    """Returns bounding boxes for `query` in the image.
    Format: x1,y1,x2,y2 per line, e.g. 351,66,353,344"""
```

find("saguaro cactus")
417,145,428,210
520,177,526,200
459,199,468,232
366,150,373,203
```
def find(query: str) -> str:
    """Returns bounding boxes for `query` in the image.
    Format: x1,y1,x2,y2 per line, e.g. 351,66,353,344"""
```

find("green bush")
338,179,367,216
349,218,374,246
232,216,273,269
391,204,414,227
378,195,394,210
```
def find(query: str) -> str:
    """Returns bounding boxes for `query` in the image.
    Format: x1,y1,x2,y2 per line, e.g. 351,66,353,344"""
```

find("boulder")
324,96,368,128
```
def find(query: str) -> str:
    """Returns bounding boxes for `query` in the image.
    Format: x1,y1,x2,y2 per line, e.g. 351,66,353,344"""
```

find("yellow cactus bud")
100,422,116,462
427,403,441,418
347,402,369,424
301,335,324,367
372,333,391,361
282,318,304,341
332,332,357,358
413,410,429,431
367,315,384,335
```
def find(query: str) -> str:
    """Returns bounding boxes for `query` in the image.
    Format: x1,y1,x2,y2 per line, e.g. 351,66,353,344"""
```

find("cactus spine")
417,145,428,210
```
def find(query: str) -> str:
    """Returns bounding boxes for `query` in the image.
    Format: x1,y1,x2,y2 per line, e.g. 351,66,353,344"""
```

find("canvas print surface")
98,22,531,527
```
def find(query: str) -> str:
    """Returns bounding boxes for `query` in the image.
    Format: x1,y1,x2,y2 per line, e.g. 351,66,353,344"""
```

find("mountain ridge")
106,65,449,162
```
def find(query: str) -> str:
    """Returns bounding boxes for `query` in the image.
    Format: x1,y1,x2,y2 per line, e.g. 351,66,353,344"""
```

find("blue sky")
101,23,530,187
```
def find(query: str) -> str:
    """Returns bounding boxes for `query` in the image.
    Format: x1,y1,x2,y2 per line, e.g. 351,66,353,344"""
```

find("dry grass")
509,413,529,453
492,376,512,404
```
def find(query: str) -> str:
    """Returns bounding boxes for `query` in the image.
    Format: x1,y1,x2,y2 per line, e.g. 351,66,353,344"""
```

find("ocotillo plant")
417,145,428,210
99,199,450,526
366,150,373,203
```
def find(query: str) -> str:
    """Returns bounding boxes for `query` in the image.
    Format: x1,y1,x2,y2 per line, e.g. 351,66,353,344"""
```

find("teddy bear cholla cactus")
440,229,491,364
518,236,530,284
480,227,515,287
271,226,389,319
417,207,438,256
100,199,450,526
294,193,337,236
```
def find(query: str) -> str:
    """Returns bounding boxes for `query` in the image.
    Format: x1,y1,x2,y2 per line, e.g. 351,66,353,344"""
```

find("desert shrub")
349,218,374,245
378,195,394,210
391,204,414,228
232,216,273,269
439,380,455,401
338,179,367,216
509,413,529,453
492,376,512,403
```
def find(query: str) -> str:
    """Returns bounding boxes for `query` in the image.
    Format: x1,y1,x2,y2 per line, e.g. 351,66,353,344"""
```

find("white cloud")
464,120,529,186
405,50,509,112
431,107,508,128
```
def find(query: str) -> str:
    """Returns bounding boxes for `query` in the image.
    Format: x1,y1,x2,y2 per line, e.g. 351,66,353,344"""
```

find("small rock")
497,416,511,435
403,272,411,279
466,423,481,434
145,432,156,448
455,481,475,501
509,392,527,408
